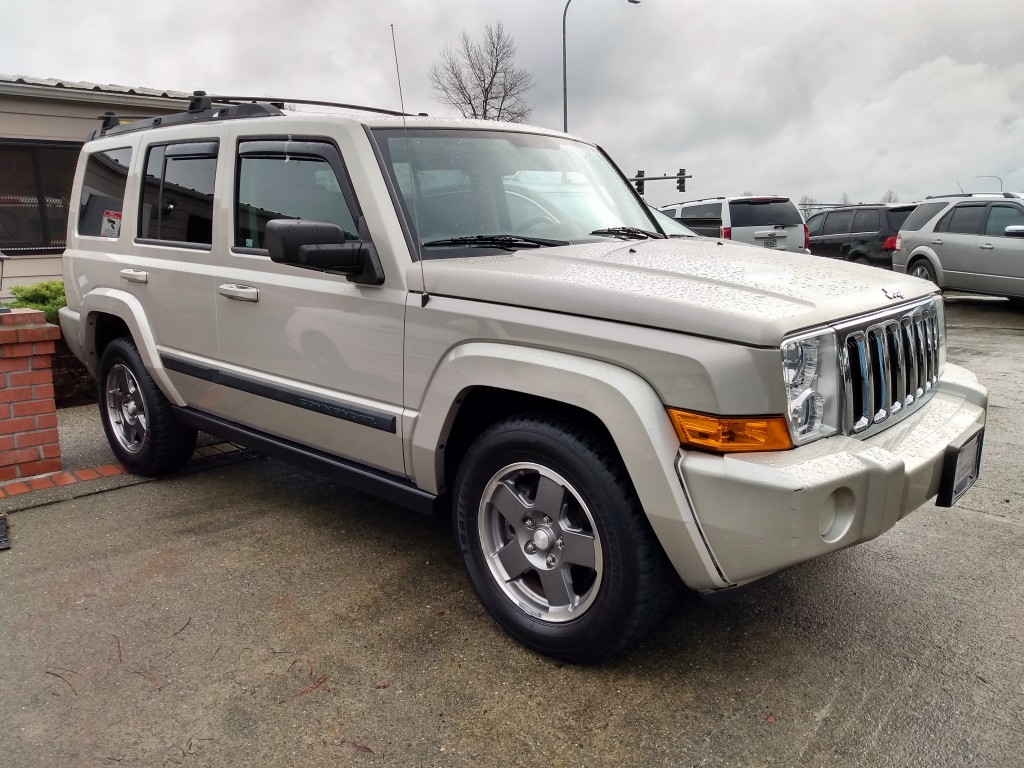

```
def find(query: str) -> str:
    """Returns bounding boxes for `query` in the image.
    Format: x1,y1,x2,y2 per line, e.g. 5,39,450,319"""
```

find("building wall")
0,80,188,298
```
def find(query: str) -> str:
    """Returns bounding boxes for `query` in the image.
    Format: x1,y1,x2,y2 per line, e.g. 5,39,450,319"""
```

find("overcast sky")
3,0,1022,207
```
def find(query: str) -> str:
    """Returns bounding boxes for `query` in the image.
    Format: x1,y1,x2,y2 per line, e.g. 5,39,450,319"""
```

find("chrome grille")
838,300,941,436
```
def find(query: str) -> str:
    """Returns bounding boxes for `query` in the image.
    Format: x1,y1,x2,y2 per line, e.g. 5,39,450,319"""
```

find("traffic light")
635,170,645,195
677,169,686,193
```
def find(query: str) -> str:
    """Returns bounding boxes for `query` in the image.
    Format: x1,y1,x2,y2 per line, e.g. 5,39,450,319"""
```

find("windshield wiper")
589,226,664,240
421,234,568,251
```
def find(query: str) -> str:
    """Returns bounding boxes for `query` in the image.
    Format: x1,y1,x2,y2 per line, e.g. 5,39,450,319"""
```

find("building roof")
0,74,190,100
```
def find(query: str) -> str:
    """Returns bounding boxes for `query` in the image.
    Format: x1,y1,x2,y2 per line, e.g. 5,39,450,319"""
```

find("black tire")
453,413,677,663
909,258,937,283
852,256,871,266
98,337,197,476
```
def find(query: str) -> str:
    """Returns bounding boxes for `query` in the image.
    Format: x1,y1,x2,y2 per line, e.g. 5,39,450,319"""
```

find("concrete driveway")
1,296,1021,767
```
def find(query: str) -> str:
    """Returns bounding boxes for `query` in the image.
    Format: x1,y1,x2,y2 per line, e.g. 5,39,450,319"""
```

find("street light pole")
562,0,640,133
562,0,573,133
974,175,1004,193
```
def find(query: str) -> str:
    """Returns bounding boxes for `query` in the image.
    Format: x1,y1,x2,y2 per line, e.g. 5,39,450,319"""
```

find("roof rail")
89,91,420,141
924,192,1019,199
91,92,283,139
207,95,418,118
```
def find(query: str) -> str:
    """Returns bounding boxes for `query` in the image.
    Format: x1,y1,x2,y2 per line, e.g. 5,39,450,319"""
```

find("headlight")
781,330,839,444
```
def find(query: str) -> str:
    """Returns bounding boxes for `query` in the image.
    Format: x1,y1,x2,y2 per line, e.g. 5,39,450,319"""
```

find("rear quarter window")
679,201,723,220
78,147,133,237
900,201,947,232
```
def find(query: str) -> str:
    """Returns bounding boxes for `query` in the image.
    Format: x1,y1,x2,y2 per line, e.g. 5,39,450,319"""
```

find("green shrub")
2,280,66,325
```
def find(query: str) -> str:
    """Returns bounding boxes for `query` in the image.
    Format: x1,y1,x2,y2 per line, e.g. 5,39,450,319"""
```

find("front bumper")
677,363,987,587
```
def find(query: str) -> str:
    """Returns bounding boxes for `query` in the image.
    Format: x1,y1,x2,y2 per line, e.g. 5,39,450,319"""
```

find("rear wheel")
909,258,937,283
98,338,197,475
453,413,676,663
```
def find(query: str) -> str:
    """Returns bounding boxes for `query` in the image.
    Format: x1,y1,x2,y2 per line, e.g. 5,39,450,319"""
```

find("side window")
138,141,218,245
821,210,854,236
679,202,722,220
78,147,133,237
938,204,986,235
985,205,1024,237
805,212,825,237
852,209,880,233
235,141,359,250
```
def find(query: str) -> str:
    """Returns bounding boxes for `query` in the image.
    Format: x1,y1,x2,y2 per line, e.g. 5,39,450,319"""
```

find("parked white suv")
60,95,987,662
659,195,809,253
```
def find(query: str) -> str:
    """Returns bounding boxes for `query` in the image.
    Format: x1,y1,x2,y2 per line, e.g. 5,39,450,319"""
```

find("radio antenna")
392,24,429,308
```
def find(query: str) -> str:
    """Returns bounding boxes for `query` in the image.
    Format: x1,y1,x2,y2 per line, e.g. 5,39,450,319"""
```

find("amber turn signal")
667,409,793,453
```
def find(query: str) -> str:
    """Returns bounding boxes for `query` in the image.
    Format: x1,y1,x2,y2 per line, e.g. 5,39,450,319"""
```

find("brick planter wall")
0,308,63,482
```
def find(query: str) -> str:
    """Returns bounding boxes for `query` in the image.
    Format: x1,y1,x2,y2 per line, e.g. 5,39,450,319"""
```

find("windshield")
372,128,656,255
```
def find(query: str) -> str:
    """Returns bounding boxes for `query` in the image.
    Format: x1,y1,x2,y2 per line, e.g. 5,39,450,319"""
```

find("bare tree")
429,21,535,123
880,189,900,204
839,192,852,205
799,194,821,215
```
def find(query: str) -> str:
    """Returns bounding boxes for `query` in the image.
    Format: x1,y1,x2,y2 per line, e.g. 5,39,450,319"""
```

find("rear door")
727,198,805,252
129,138,221,404
932,203,987,290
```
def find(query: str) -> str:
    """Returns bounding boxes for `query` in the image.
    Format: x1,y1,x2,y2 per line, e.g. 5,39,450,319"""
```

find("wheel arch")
79,288,187,406
407,342,729,591
907,248,944,286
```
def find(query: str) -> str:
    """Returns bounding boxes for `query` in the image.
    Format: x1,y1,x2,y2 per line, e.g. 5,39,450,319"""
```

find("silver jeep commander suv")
61,93,988,662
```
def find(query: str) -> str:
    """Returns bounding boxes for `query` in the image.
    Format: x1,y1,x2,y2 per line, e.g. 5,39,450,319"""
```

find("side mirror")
1004,225,1024,239
265,219,383,285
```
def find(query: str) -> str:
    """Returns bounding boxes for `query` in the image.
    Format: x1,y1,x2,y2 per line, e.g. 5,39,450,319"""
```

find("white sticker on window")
101,210,122,237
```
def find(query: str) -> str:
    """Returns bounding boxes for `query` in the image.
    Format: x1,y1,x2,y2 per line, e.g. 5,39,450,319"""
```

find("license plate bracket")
936,425,984,507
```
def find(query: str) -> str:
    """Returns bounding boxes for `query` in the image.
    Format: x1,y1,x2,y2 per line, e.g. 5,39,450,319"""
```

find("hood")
414,238,935,347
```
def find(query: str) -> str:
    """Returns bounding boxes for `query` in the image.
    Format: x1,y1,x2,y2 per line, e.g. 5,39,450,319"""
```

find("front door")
204,133,406,475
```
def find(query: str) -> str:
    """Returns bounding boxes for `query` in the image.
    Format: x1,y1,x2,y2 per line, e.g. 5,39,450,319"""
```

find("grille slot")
839,302,940,435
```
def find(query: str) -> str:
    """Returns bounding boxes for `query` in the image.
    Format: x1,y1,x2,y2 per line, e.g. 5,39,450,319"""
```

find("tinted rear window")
885,207,915,230
901,201,947,231
728,199,803,227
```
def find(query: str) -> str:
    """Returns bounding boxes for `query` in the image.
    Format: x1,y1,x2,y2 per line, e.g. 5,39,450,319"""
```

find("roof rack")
924,192,1019,199
91,91,419,140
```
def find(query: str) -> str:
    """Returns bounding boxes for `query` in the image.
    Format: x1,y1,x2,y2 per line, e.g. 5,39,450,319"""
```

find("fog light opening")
820,488,855,543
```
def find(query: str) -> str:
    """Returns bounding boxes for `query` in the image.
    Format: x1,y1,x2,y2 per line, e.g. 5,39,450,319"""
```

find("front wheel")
453,414,676,663
98,338,197,475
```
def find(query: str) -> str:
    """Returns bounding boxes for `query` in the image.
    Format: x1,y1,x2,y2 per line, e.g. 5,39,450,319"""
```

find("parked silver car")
892,192,1024,299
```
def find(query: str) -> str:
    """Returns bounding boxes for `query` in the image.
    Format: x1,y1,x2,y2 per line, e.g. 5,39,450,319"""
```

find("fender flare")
79,288,187,406
408,342,729,590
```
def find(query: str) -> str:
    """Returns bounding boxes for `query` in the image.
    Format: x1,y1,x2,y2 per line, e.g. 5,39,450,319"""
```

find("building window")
0,140,80,254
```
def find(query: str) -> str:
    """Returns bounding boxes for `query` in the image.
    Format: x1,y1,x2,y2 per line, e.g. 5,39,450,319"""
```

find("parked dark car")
805,203,917,267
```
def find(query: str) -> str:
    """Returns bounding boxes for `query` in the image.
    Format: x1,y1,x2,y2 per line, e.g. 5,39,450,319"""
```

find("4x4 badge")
883,287,904,300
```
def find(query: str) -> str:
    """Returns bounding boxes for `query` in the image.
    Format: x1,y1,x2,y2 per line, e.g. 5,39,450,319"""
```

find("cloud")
2,0,1022,206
